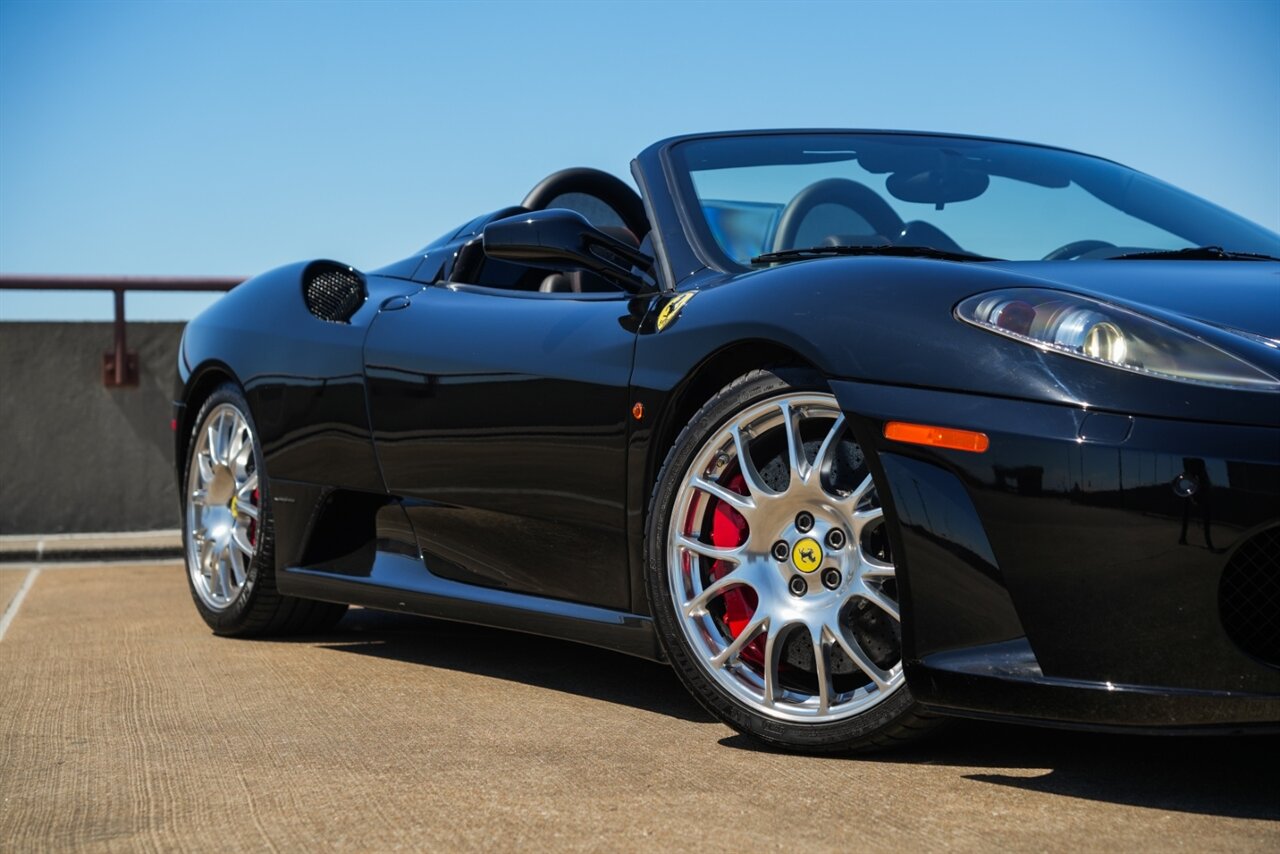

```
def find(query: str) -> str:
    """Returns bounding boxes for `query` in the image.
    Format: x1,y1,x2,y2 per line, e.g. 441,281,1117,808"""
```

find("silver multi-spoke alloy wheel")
186,402,261,611
667,391,904,724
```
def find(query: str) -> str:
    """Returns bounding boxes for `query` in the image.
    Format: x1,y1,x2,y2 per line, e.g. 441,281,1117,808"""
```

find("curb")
0,530,183,564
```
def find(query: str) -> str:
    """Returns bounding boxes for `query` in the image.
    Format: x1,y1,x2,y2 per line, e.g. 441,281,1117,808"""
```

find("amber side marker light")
884,421,990,453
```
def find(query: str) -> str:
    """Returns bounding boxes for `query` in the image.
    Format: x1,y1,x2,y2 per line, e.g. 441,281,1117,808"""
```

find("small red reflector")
632,402,645,421
170,418,178,432
884,421,989,453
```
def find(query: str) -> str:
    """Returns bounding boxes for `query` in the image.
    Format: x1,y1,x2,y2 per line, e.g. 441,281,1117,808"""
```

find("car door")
363,283,646,610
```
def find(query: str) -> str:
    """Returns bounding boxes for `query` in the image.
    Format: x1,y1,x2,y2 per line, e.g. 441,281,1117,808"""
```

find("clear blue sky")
1,0,1277,320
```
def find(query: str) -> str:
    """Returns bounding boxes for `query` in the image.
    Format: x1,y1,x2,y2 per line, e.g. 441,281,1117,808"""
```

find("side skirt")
278,551,665,662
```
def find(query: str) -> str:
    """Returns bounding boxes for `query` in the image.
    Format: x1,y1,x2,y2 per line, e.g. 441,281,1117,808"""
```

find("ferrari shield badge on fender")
656,292,695,331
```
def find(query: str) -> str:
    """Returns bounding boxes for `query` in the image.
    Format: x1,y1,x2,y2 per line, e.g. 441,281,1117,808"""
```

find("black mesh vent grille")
1219,526,1280,667
303,263,364,322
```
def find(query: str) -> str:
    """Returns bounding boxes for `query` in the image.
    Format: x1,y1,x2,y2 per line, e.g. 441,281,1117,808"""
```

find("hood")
989,260,1280,341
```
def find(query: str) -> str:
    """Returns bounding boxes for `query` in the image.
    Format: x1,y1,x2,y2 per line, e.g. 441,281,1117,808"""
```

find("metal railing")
0,275,243,386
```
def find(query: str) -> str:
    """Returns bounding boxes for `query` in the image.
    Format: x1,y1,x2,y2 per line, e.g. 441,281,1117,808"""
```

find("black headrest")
598,226,639,248
539,272,581,294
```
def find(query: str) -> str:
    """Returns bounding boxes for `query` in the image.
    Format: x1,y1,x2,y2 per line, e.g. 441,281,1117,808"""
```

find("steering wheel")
771,178,905,252
1043,239,1115,261
520,167,650,240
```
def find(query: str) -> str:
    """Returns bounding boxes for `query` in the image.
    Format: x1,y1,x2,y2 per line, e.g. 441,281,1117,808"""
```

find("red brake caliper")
708,474,766,667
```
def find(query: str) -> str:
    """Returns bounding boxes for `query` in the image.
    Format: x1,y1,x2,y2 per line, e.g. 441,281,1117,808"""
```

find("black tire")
181,382,348,637
645,367,944,753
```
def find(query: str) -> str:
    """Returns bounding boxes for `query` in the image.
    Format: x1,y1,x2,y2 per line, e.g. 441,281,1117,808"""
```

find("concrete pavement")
1,561,1277,852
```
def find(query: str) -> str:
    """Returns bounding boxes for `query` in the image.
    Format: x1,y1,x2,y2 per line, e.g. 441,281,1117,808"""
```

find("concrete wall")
1,322,184,534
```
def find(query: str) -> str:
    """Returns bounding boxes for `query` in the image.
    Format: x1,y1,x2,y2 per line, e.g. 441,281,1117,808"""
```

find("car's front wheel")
646,367,942,752
182,383,347,636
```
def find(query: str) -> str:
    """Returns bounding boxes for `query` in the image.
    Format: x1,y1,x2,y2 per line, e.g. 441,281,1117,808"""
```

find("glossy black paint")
176,129,1280,730
362,282,644,610
828,379,1280,725
178,262,419,494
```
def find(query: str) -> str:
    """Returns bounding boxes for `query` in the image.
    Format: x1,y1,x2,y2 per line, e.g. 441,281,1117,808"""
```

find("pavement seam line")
0,568,41,641
1,558,182,572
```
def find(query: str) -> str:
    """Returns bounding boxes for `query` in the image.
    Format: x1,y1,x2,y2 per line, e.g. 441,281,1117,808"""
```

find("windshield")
669,133,1280,266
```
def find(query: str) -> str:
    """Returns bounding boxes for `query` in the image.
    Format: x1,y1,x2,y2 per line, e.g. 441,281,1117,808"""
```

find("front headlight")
956,288,1280,391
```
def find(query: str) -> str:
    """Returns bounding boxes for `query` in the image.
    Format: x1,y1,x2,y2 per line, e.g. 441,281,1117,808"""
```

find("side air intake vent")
1219,526,1280,667
303,261,366,323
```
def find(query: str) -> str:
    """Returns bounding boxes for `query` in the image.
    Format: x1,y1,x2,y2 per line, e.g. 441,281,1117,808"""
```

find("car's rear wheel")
182,383,347,636
647,367,943,752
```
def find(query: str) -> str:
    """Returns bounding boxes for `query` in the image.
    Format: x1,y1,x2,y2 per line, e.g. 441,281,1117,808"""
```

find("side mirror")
482,209,655,293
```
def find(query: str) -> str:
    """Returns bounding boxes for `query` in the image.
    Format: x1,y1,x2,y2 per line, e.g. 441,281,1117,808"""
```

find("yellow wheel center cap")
791,537,823,573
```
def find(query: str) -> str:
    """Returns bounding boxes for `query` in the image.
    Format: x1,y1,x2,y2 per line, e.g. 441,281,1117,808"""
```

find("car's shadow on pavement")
720,723,1280,820
302,606,716,724
300,609,1279,821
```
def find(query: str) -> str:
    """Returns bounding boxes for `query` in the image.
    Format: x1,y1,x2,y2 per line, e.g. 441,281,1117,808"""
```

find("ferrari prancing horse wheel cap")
791,537,823,573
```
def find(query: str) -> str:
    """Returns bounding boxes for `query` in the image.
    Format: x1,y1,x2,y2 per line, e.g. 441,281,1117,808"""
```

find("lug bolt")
795,511,814,533
821,567,842,590
772,540,790,561
789,576,808,597
825,528,847,550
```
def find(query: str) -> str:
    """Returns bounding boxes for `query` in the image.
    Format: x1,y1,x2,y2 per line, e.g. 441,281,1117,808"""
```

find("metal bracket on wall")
104,290,139,387
103,353,140,387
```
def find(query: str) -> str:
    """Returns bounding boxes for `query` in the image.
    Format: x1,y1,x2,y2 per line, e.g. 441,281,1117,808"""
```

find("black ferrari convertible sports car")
175,129,1280,752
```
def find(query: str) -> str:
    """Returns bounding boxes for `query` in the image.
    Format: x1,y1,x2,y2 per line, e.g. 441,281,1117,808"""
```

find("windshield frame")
658,129,1280,273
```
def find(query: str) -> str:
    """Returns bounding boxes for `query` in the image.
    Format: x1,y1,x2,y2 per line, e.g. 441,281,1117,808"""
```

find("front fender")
635,257,1280,428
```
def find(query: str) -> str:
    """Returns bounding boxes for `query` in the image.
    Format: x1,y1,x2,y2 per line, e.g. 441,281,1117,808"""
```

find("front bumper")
831,379,1280,731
